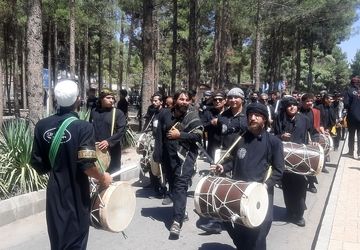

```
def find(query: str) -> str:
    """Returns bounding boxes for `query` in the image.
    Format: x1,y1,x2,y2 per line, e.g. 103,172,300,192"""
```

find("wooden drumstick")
215,131,246,165
171,122,179,130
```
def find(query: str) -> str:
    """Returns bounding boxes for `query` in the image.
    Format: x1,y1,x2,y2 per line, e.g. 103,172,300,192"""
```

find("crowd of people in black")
30,75,360,250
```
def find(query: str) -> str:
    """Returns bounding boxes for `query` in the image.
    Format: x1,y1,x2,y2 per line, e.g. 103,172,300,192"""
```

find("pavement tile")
328,239,343,250
343,242,360,250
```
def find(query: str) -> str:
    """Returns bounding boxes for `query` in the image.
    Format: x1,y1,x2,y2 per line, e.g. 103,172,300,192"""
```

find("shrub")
0,119,47,199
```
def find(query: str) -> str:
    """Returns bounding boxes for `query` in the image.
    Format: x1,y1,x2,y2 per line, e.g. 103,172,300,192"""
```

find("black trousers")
223,190,274,250
348,123,360,154
282,172,307,218
167,156,196,224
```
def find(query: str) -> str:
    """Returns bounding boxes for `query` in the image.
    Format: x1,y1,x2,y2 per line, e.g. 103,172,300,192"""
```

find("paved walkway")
316,136,360,250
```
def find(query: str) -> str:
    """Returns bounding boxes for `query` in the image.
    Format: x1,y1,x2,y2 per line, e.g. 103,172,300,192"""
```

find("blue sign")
43,68,49,89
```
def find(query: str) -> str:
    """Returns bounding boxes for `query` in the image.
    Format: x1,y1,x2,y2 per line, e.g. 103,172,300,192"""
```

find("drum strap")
49,116,78,168
111,108,116,136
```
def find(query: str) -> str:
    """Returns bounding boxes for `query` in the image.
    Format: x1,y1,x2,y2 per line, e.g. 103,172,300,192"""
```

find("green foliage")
0,119,47,199
351,49,360,76
121,125,136,149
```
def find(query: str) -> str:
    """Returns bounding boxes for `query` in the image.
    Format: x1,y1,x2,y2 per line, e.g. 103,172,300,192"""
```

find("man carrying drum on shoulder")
213,102,284,250
31,80,112,250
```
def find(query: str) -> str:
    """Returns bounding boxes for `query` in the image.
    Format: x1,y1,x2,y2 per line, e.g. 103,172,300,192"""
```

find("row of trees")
0,0,359,127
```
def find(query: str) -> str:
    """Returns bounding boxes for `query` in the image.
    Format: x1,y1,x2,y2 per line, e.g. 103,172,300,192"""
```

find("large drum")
90,181,136,233
317,133,333,156
283,142,324,176
95,144,110,172
194,176,269,228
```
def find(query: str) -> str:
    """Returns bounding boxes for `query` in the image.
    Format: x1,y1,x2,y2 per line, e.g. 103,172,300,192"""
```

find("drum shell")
194,176,268,228
283,142,324,176
90,181,136,233
95,144,110,172
316,133,333,156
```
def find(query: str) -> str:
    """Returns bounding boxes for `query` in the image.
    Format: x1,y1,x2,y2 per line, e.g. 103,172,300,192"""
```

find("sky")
339,9,360,63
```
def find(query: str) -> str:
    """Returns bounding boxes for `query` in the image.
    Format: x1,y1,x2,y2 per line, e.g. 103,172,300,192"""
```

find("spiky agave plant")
121,125,136,149
0,119,47,196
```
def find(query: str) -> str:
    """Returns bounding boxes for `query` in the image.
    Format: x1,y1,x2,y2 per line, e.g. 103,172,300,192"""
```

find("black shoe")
343,152,353,158
183,211,189,222
308,186,317,193
292,217,305,227
322,168,329,173
162,196,173,205
169,221,181,239
199,221,222,234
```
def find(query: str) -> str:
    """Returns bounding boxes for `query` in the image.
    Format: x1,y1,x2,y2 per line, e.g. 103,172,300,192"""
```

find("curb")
0,163,140,227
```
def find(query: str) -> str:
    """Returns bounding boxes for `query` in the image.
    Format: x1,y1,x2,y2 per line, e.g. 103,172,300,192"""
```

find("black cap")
282,97,298,108
246,102,268,120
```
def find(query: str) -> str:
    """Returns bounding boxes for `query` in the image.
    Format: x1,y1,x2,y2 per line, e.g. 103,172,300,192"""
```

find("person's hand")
97,140,109,150
281,133,291,141
210,164,224,174
99,172,112,188
210,118,218,126
167,127,180,140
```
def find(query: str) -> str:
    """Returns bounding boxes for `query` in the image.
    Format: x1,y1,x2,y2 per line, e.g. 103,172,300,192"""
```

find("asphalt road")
0,139,344,250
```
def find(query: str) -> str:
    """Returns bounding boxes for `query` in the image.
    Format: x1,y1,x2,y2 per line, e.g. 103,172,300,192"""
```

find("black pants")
348,123,360,154
167,156,196,224
107,144,122,175
223,191,274,250
282,172,307,219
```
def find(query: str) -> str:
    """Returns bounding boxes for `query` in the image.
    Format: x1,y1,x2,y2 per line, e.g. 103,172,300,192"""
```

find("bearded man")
214,102,284,250
153,90,203,239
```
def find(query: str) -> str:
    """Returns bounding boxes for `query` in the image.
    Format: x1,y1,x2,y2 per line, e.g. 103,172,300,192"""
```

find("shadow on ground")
198,242,235,250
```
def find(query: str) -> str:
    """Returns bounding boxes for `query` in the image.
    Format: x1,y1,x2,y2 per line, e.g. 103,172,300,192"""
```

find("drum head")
101,181,136,232
240,182,268,228
194,176,209,216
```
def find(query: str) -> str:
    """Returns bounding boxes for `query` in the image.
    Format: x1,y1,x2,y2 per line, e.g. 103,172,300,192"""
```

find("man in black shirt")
214,102,284,250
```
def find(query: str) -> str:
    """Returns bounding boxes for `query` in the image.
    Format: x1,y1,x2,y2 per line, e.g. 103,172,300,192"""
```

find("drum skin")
194,176,268,228
90,181,136,233
283,142,324,176
317,133,333,156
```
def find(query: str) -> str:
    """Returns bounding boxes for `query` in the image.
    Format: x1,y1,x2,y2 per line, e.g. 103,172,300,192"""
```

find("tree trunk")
295,29,301,90
13,35,20,117
69,0,76,78
308,40,314,91
141,0,155,129
125,16,135,91
26,0,44,128
53,22,58,88
118,12,125,90
22,35,27,109
0,60,3,126
109,45,113,90
188,0,198,90
98,31,103,92
171,0,178,94
84,25,89,97
47,21,53,115
254,0,262,91
153,6,159,92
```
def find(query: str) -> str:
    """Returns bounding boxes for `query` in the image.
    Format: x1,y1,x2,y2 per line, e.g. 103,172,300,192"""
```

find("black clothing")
153,108,203,224
201,107,224,158
221,130,284,250
343,85,360,154
317,103,336,130
143,105,160,131
274,112,316,220
117,98,129,117
86,96,97,110
31,111,96,250
90,107,126,174
217,108,247,149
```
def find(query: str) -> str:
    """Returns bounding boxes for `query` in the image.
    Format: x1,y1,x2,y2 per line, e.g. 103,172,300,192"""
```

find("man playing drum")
153,90,203,239
214,102,284,250
31,80,112,249
274,97,319,227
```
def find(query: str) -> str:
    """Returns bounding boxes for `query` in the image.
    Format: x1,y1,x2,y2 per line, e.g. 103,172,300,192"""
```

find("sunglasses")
214,98,224,102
